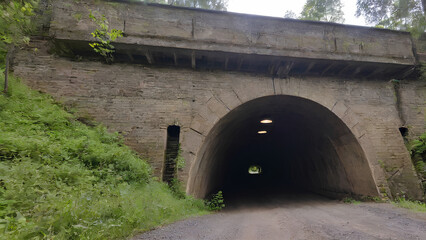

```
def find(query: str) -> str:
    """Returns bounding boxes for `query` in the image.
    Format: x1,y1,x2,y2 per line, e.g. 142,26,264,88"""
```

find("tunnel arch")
187,95,379,199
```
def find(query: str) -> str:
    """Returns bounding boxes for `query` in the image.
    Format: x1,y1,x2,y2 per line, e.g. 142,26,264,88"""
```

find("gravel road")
133,193,426,240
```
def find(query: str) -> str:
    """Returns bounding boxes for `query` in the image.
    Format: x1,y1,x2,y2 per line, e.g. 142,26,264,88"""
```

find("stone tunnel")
188,95,378,199
12,0,425,200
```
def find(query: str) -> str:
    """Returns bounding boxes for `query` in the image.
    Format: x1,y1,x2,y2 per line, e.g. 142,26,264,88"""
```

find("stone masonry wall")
13,40,425,199
401,80,426,141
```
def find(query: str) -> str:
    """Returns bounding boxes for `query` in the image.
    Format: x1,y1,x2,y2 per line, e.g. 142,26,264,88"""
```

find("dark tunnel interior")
187,95,378,204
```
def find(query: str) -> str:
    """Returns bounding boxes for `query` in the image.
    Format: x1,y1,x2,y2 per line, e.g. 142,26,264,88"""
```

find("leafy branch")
0,0,38,94
89,10,123,64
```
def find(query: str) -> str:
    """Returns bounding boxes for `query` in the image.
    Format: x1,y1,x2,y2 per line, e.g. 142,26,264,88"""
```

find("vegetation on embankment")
0,75,207,239
343,196,426,213
408,131,426,195
392,198,426,212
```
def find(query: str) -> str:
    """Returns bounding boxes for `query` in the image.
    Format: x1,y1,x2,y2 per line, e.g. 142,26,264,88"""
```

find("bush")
342,197,361,205
207,191,225,211
169,178,187,200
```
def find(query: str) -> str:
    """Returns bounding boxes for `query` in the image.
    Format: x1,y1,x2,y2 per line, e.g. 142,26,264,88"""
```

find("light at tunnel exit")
248,165,262,174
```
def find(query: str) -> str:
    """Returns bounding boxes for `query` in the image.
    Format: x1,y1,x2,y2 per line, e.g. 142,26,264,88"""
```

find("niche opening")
399,127,408,137
163,125,180,184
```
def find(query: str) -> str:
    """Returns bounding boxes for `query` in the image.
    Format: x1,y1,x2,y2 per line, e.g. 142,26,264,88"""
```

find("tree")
0,0,38,93
300,0,345,23
284,10,297,19
140,0,228,11
423,0,426,14
168,0,227,10
356,0,425,37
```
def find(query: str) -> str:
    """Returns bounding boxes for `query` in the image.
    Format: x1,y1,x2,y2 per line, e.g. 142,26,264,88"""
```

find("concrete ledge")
50,0,416,67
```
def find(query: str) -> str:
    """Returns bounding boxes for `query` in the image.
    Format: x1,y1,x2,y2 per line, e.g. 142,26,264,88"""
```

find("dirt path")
133,194,426,240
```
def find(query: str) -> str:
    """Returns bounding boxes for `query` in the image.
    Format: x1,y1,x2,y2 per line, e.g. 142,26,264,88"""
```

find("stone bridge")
13,0,425,199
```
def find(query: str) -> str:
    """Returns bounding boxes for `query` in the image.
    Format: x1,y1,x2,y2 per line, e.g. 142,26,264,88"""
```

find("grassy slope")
0,75,207,239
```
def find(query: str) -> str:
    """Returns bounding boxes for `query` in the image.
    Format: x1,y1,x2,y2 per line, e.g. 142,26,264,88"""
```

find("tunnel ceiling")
188,95,378,199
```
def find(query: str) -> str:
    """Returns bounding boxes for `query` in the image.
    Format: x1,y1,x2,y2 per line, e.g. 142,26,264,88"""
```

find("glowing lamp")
260,119,273,124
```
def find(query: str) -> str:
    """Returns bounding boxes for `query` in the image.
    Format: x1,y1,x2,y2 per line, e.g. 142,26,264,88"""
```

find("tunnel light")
260,119,273,124
257,130,267,134
248,165,262,174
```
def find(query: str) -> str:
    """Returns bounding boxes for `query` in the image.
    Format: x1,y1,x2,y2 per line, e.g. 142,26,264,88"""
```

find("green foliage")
0,74,207,239
0,0,38,65
360,195,385,202
73,13,82,21
356,0,425,38
392,197,426,212
284,10,298,19
408,132,426,193
342,197,361,205
206,191,225,211
0,0,39,93
248,165,261,174
169,0,228,10
141,0,228,11
300,0,345,23
89,10,123,63
167,146,187,199
420,62,426,81
0,1,37,44
176,145,186,171
169,178,187,199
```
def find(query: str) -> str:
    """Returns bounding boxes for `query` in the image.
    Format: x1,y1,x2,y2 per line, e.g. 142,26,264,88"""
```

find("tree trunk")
3,51,10,94
3,45,14,94
423,0,426,15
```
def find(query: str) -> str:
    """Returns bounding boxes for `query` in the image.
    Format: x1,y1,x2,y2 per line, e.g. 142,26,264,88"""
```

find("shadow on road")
223,187,337,211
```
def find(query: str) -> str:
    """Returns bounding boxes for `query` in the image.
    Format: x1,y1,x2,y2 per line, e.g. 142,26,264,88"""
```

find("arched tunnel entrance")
188,95,379,203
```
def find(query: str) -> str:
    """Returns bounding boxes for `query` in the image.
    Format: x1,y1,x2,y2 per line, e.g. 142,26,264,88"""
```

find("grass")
392,198,426,213
0,75,207,239
342,197,361,205
343,195,426,213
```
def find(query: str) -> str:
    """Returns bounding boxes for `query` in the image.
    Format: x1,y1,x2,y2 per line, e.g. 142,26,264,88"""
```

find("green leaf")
88,10,122,63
